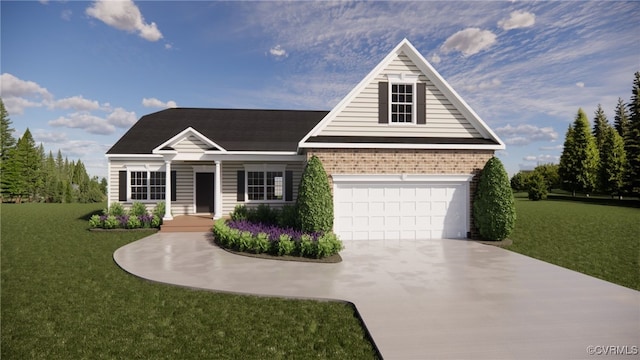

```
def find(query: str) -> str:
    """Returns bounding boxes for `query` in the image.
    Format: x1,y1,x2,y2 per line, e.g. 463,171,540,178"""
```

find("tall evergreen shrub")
296,155,333,233
473,157,516,240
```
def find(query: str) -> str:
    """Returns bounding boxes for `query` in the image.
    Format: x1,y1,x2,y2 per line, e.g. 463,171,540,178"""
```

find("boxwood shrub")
89,201,163,230
473,157,516,240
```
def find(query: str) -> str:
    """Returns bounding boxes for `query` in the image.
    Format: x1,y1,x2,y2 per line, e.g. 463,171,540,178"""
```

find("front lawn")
507,194,640,290
1,203,378,359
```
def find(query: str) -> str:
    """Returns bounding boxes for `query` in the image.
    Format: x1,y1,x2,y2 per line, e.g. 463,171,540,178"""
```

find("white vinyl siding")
173,135,209,153
318,51,481,138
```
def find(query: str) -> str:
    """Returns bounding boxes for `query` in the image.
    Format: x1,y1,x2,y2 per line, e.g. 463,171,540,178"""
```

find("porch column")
163,160,173,221
213,160,222,219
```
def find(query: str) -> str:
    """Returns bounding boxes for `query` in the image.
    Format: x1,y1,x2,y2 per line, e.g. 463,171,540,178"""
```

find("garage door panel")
334,180,468,241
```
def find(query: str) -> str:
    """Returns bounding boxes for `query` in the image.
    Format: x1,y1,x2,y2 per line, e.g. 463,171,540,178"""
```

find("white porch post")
214,160,222,219
163,160,173,221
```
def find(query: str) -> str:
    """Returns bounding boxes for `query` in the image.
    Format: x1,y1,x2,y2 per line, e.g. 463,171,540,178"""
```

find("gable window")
391,84,413,123
379,74,426,125
128,168,166,201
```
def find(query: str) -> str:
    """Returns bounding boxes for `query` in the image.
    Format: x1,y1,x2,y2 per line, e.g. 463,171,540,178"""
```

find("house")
106,39,504,240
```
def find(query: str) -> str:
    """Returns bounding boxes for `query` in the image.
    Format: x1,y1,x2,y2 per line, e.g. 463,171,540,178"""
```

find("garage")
333,175,471,241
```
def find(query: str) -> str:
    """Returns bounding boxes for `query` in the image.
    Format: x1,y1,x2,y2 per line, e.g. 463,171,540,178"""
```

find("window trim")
243,164,287,203
125,165,167,203
387,73,419,125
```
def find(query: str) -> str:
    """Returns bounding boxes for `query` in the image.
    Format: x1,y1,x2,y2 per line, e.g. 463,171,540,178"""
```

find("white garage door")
333,175,470,240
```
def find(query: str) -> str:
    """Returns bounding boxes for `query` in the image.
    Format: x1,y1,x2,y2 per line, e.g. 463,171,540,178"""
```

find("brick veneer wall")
304,148,494,239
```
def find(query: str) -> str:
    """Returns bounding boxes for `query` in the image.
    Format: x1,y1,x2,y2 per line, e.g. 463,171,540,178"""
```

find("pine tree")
15,129,41,202
559,109,599,195
614,97,630,138
599,125,627,199
625,71,640,196
592,104,608,150
0,99,17,201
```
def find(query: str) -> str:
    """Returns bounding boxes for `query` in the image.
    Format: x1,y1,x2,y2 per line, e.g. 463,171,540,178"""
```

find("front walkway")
114,233,639,359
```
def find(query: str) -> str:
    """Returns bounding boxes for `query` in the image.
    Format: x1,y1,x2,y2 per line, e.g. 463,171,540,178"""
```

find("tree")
0,99,17,200
592,104,608,150
532,163,560,192
296,155,333,233
614,97,630,139
473,157,516,240
558,109,600,195
599,125,627,198
510,171,530,191
625,71,640,196
527,172,548,201
15,129,41,201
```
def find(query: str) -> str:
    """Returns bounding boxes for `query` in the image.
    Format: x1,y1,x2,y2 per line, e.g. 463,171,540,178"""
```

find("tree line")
511,72,640,200
0,99,106,203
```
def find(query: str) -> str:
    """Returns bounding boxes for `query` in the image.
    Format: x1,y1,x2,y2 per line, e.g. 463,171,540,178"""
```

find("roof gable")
299,39,504,150
153,127,226,154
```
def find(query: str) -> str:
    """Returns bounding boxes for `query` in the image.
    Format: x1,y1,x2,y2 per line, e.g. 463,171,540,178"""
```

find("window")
130,171,165,201
391,83,413,123
246,170,284,201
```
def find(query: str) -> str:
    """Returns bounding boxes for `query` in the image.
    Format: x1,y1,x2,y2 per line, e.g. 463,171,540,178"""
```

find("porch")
160,215,215,233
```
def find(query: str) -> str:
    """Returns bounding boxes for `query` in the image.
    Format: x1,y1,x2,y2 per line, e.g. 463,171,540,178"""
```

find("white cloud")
441,28,497,56
576,82,585,88
461,78,502,92
498,10,536,30
49,112,116,135
269,45,288,58
107,107,137,128
32,129,69,144
52,95,101,111
429,53,441,64
86,0,163,42
496,124,558,146
522,154,559,163
61,9,72,21
142,97,177,109
0,73,52,99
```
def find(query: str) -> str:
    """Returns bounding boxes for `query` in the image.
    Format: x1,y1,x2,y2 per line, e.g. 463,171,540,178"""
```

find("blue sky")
2,1,639,178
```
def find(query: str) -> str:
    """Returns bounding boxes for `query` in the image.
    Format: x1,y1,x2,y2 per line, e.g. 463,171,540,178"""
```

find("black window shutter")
118,171,127,201
378,82,389,124
236,170,245,202
417,82,426,124
171,170,177,202
285,171,293,201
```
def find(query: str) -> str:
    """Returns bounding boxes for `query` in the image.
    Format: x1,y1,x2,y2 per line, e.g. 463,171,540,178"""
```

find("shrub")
296,156,333,233
103,215,119,229
130,202,148,217
473,157,516,240
89,214,102,228
230,204,248,221
126,215,142,229
108,202,126,216
151,215,161,228
298,234,317,258
316,232,343,259
254,203,278,225
277,234,295,256
527,173,548,201
278,204,299,229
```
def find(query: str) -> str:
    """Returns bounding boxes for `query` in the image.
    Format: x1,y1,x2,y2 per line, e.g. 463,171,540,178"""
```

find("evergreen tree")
296,155,334,233
0,99,16,160
625,71,640,196
559,109,599,195
599,125,627,199
16,129,41,201
592,104,608,150
614,97,630,139
42,151,57,202
532,163,560,192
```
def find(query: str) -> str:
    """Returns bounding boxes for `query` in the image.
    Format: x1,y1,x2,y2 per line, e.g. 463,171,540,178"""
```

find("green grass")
507,194,640,290
1,203,378,359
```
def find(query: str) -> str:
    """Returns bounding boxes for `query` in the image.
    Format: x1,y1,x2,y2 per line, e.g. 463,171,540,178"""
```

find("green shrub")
108,202,126,216
151,215,161,228
103,215,119,229
254,233,271,254
254,203,278,225
126,216,142,229
473,157,516,240
153,201,165,218
238,231,253,252
298,234,317,258
296,156,333,233
278,204,299,229
316,232,343,258
89,214,102,228
277,234,295,256
527,173,548,201
230,204,248,221
130,202,148,217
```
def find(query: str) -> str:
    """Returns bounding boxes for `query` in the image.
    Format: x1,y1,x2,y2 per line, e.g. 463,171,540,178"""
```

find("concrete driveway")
114,233,639,359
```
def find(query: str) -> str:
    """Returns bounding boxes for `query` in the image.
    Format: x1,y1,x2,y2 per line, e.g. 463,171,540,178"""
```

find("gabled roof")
107,108,328,154
299,39,505,150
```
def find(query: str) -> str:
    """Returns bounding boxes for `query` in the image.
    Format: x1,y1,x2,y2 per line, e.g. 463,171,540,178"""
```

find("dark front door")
195,172,215,213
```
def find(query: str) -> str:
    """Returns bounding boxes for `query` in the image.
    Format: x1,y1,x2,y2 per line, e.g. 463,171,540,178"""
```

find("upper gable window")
379,74,426,125
391,84,414,123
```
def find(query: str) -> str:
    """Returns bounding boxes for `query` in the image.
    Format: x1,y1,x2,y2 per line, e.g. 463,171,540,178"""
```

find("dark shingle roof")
107,108,328,154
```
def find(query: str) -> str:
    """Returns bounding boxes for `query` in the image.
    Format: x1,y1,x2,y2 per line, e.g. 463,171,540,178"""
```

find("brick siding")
305,148,494,238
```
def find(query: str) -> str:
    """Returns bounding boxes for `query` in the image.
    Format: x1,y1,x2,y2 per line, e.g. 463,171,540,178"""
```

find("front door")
195,172,215,213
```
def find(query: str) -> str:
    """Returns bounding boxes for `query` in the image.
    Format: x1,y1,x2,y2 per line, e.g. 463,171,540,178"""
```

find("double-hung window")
128,167,166,201
381,73,424,125
391,84,413,123
245,166,285,202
